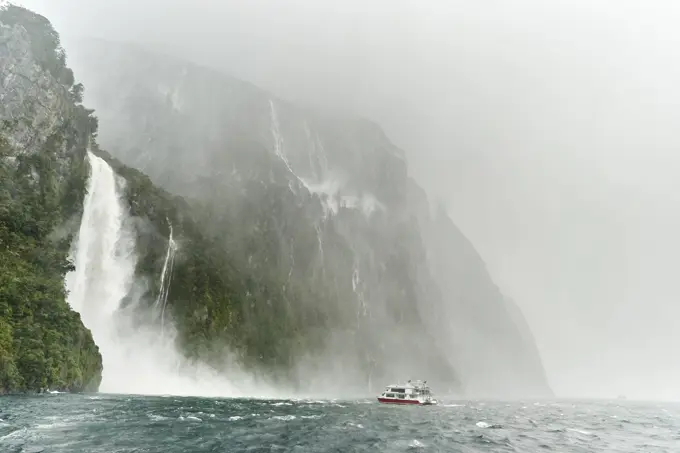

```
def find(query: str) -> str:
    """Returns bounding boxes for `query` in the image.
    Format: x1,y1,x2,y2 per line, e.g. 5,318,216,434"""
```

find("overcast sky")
15,0,680,401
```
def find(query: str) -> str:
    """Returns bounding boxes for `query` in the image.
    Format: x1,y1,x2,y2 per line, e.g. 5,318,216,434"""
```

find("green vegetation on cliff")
0,4,102,393
93,146,332,379
0,130,101,393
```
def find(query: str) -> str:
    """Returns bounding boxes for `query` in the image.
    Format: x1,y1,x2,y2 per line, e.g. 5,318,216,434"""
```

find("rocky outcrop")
0,5,101,393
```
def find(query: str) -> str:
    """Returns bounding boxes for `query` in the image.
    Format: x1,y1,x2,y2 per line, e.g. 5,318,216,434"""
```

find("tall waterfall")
65,152,276,397
154,219,177,334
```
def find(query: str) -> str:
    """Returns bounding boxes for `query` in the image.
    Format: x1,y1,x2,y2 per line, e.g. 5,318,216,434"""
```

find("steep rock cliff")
64,38,552,397
0,5,101,393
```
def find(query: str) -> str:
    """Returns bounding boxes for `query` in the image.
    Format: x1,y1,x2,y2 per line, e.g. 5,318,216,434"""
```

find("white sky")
14,0,680,401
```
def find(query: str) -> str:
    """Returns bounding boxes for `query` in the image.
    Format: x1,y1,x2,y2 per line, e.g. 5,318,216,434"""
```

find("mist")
71,150,390,400
15,0,680,401
66,151,278,398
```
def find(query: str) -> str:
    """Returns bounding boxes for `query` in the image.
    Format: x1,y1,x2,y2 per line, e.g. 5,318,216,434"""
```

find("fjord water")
1,395,678,452
9,153,672,453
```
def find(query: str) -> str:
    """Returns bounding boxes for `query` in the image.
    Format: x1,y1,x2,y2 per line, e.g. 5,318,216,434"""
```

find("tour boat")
377,380,438,405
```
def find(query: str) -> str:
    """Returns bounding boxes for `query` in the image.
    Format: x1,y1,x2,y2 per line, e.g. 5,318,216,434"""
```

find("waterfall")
154,219,177,334
65,151,276,398
269,99,291,171
269,99,307,193
65,152,138,392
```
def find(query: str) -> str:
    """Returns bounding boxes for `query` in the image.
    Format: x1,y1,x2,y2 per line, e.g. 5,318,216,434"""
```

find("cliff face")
0,3,551,396
64,39,552,397
0,6,101,393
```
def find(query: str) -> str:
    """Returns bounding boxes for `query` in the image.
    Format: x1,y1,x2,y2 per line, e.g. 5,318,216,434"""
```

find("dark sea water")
1,394,678,452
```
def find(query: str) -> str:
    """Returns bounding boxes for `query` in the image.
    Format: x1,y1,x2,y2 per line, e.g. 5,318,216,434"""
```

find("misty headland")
0,3,550,399
4,0,680,403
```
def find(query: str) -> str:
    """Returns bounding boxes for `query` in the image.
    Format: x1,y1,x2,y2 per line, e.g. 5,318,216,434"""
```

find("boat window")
391,388,405,393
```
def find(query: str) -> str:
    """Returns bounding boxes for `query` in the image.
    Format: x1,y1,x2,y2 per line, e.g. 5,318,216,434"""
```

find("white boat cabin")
380,380,434,402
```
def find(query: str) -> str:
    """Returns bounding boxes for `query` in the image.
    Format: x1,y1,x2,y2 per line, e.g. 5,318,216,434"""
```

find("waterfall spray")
65,151,138,391
65,151,278,397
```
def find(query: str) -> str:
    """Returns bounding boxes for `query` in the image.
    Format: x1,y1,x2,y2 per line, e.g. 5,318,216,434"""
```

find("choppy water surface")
1,394,678,452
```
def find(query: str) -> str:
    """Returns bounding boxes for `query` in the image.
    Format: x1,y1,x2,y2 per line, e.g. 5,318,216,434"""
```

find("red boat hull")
377,398,422,405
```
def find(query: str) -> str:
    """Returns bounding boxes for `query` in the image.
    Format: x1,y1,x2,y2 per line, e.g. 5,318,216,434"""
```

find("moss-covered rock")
0,5,101,393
